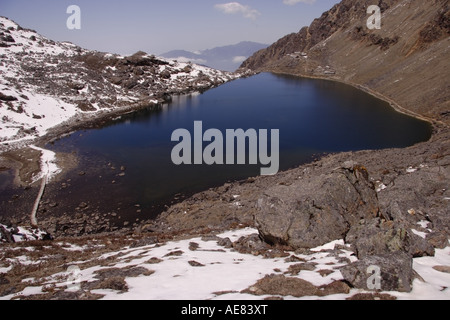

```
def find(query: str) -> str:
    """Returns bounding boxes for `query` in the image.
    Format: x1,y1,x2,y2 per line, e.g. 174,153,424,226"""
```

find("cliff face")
241,0,450,124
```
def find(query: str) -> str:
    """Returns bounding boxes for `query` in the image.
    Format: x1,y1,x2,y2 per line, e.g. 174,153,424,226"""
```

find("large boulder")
345,218,435,259
243,274,351,298
340,252,414,293
255,161,379,249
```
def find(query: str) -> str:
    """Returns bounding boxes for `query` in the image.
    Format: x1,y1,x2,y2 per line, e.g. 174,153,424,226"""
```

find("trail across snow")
29,145,60,183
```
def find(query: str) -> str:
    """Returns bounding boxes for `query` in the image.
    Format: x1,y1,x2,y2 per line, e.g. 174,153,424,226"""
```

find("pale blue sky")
0,0,340,55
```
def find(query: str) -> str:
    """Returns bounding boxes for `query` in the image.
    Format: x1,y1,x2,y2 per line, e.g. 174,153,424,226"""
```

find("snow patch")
1,227,450,300
0,224,50,243
406,166,418,173
310,239,346,252
29,145,60,182
411,229,427,239
376,182,387,192
394,246,450,300
417,220,430,229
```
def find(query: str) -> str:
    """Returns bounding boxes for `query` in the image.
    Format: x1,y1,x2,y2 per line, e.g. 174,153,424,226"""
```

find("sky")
0,0,340,55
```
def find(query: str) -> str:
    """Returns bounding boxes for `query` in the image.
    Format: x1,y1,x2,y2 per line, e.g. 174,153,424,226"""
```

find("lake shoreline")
0,80,251,234
269,71,438,126
0,71,445,239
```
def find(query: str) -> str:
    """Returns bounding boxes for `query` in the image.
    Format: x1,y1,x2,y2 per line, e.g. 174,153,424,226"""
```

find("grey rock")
340,252,414,292
0,34,14,43
94,266,153,281
347,293,397,300
0,92,18,102
201,235,221,242
255,163,379,249
433,266,450,274
188,260,205,267
86,277,129,293
164,250,184,257
345,219,435,259
189,242,200,251
243,274,350,297
426,232,449,249
0,225,14,243
130,236,158,248
285,262,317,275
243,274,318,297
160,70,171,79
109,76,123,85
0,274,10,285
78,202,88,209
217,237,233,248
232,234,271,255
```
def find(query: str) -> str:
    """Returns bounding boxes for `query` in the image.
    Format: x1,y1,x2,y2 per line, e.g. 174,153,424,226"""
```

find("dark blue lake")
8,72,433,221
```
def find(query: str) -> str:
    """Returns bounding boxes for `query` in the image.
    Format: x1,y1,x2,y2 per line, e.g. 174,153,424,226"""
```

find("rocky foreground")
1,227,449,300
155,125,449,293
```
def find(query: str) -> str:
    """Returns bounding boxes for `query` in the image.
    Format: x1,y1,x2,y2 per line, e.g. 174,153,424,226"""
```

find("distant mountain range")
160,41,269,72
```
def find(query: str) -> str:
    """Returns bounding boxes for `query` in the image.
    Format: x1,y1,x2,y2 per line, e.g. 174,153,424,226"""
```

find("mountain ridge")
240,0,449,125
0,16,243,151
161,41,269,71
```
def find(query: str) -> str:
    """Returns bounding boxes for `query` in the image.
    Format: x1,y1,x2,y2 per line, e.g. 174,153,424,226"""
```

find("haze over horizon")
0,0,340,56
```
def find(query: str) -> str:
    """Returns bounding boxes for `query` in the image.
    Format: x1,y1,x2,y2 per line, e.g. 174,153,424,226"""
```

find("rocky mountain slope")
156,0,449,295
0,17,241,151
240,0,449,124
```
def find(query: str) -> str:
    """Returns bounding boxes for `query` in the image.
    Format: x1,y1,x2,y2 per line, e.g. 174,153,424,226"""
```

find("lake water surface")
1,73,433,220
